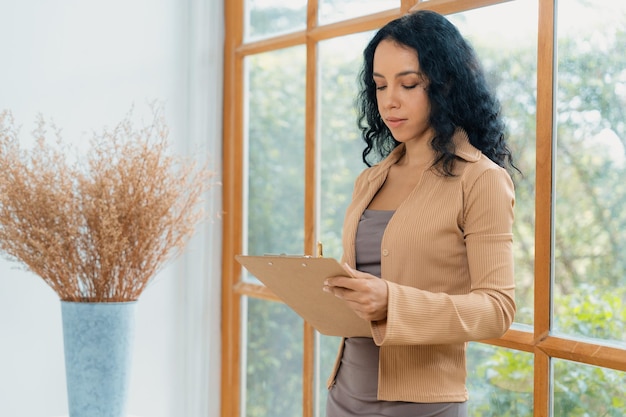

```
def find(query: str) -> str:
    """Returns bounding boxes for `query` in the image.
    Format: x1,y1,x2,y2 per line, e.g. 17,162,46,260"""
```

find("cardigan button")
382,249,389,256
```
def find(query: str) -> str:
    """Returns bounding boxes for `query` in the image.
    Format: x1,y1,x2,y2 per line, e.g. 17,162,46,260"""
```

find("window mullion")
534,0,557,415
303,2,319,417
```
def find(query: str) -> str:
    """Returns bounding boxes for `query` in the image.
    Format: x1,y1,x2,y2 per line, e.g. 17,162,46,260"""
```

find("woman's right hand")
323,264,389,321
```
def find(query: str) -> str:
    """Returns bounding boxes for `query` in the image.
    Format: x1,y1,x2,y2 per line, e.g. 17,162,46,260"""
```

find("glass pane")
316,32,372,415
553,0,626,345
448,0,538,326
243,297,304,417
467,343,534,417
318,0,395,26
245,0,307,42
317,32,373,261
244,45,306,283
315,334,342,416
553,359,626,416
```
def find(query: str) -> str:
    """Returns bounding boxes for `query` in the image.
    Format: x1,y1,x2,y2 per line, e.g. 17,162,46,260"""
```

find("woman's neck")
397,139,434,169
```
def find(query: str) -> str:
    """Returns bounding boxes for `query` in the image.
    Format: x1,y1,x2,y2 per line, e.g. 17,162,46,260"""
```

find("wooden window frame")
221,1,626,416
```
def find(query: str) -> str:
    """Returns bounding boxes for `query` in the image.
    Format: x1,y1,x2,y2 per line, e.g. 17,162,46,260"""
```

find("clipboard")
235,254,371,337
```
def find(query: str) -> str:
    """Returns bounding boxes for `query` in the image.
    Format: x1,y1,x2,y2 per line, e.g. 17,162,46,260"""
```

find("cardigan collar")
366,128,481,182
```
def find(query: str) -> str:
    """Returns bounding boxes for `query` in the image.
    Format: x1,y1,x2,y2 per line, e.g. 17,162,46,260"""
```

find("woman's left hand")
323,263,388,321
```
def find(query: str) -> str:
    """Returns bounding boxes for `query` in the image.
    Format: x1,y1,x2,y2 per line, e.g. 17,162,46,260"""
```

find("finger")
341,263,357,277
342,263,378,280
325,276,360,291
322,283,353,298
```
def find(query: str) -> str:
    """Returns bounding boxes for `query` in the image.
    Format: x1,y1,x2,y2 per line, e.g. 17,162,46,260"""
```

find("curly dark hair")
357,10,518,176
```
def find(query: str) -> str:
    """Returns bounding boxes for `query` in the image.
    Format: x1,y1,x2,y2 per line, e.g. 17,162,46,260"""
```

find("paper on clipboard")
235,254,371,337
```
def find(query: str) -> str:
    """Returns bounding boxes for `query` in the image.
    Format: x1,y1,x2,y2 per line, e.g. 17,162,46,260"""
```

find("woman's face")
373,39,433,145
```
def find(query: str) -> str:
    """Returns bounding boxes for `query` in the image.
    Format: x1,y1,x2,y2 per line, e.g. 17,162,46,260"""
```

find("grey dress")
326,209,468,417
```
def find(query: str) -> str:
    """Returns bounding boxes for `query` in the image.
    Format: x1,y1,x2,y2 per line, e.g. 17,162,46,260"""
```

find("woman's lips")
385,117,405,128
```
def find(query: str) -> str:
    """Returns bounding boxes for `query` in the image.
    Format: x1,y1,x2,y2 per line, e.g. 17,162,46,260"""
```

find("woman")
322,10,518,417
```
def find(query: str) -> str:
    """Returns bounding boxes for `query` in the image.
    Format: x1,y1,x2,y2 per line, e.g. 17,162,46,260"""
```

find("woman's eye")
403,84,419,90
375,85,387,91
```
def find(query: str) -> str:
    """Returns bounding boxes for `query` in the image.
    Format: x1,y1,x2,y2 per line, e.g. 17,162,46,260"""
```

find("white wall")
0,1,223,416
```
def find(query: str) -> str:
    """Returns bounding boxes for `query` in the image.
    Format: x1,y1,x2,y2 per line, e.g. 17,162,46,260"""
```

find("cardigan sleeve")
371,166,516,345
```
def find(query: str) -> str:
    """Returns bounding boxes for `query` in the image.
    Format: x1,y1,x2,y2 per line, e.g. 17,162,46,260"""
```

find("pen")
316,241,323,258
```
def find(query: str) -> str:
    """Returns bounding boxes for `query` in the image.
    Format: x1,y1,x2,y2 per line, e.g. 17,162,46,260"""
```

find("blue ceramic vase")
61,301,137,417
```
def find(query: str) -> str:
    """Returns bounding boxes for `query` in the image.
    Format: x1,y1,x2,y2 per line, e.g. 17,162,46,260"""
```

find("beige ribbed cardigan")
327,130,516,403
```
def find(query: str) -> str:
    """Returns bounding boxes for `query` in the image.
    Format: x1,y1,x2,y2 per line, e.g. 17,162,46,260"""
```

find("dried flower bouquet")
0,107,215,302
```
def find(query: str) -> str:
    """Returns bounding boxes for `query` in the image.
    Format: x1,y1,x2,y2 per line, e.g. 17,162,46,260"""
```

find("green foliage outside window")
245,298,304,417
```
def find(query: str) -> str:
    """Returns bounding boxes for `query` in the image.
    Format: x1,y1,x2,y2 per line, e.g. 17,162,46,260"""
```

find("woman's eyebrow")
373,70,421,78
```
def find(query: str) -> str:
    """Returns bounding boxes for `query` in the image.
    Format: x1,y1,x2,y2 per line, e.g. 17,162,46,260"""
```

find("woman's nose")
380,86,400,109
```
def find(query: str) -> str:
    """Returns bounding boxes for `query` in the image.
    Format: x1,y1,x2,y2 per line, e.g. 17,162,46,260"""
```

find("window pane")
467,343,534,417
244,46,306,278
243,297,304,417
553,359,626,416
448,0,538,326
318,0,394,26
315,334,342,415
553,0,626,345
317,32,373,261
316,32,372,415
244,0,307,42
